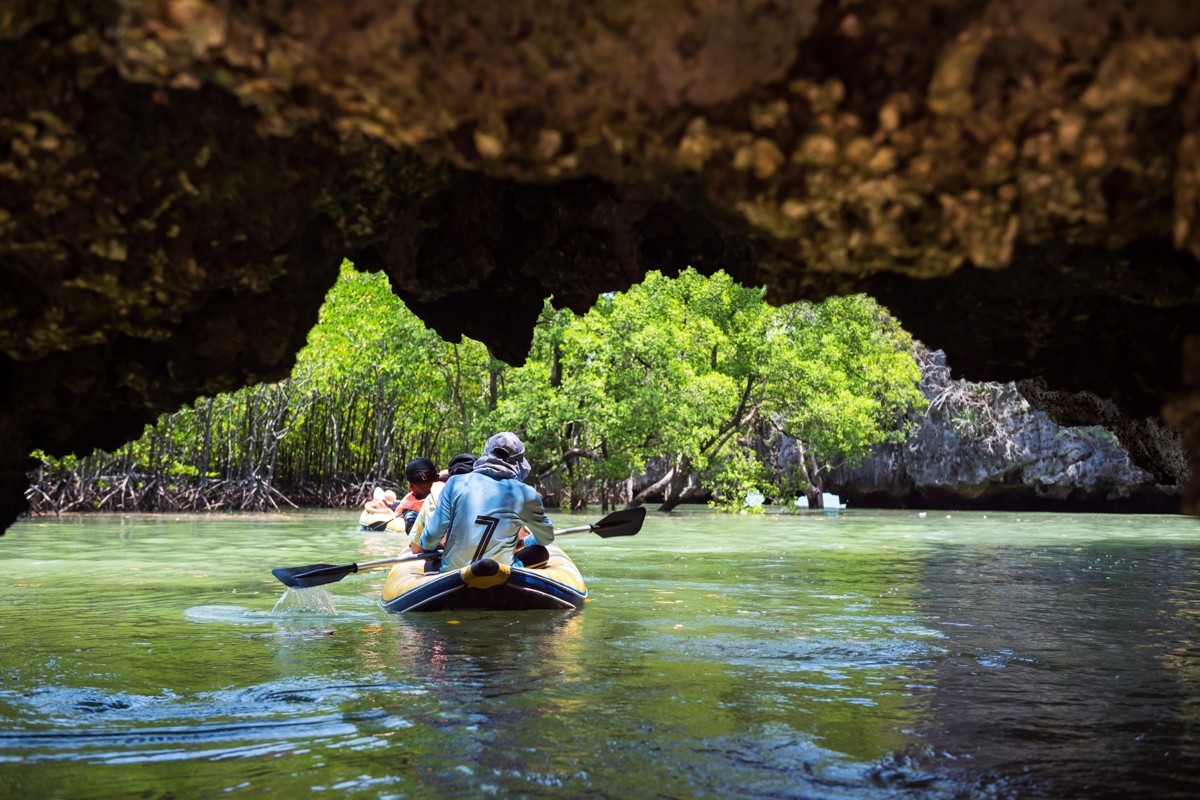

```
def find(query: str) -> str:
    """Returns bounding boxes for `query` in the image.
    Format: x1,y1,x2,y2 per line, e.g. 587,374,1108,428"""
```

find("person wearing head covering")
409,452,476,548
416,433,554,572
362,487,400,515
397,457,440,534
438,453,478,481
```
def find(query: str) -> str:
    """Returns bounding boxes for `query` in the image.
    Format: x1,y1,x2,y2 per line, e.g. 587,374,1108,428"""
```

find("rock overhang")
2,0,1199,529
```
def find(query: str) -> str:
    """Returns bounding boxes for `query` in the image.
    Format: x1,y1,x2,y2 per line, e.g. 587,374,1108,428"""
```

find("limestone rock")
828,351,1177,511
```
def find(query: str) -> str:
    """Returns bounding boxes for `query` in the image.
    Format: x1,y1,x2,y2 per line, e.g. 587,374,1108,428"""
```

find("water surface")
2,508,1199,798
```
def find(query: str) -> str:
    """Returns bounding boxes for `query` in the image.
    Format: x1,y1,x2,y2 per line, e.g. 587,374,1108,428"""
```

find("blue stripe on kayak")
507,570,586,602
380,572,466,613
381,568,586,613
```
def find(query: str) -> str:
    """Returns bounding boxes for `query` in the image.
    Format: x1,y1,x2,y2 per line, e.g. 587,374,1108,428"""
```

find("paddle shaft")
356,554,432,570
272,550,442,588
273,507,645,588
554,524,596,535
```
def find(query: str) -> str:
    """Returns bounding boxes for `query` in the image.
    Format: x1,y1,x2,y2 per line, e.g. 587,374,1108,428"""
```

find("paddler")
397,457,441,534
415,433,554,572
408,452,476,549
362,487,400,516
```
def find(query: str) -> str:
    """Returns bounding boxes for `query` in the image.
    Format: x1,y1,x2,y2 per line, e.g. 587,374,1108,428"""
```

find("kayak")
358,509,406,533
380,543,587,613
359,487,415,533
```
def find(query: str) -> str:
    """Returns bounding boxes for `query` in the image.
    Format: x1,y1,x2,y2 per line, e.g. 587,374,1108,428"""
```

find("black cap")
405,457,437,484
447,453,476,476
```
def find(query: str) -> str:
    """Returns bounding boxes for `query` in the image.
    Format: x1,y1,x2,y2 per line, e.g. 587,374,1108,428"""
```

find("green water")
2,508,1200,798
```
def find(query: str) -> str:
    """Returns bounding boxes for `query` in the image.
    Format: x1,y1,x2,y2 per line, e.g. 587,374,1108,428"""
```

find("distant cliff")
824,350,1183,512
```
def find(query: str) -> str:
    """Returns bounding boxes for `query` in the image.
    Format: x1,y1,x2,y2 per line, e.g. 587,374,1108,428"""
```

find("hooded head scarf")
473,432,531,481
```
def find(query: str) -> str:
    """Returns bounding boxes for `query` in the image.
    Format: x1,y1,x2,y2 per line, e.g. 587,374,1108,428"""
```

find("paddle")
272,551,441,589
272,506,647,589
552,506,646,538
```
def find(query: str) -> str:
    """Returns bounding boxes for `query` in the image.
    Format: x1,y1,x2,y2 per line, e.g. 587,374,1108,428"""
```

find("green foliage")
772,467,814,508
493,269,924,507
29,263,927,512
708,449,772,513
765,295,926,475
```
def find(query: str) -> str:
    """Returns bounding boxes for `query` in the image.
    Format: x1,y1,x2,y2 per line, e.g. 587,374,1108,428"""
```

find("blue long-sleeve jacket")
420,471,554,571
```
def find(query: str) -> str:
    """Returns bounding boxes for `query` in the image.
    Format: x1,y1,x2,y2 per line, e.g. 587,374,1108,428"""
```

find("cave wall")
3,0,1200,530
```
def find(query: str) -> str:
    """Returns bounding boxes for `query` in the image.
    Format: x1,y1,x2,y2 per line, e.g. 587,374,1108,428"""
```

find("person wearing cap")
408,453,476,549
417,433,554,572
397,457,440,534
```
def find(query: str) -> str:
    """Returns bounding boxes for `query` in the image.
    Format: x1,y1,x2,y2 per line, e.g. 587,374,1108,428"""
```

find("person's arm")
519,488,554,546
419,480,455,551
409,482,443,542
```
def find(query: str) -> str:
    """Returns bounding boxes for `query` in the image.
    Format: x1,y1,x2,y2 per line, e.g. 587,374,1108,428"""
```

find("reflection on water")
0,508,1199,798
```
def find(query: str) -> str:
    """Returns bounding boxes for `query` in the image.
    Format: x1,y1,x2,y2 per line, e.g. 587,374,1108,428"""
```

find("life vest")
395,492,419,533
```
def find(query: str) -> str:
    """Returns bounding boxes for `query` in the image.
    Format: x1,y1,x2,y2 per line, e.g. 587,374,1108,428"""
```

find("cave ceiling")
2,0,1200,530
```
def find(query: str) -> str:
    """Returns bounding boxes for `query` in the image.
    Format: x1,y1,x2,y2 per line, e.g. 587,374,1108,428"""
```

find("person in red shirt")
397,457,440,534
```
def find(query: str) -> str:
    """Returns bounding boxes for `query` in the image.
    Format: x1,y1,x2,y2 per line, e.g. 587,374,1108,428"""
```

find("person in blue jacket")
416,433,554,572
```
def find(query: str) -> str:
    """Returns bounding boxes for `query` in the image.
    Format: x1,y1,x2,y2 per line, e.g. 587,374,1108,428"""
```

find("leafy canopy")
33,263,925,512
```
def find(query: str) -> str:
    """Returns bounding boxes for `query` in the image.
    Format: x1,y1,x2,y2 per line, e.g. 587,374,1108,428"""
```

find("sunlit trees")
759,294,926,507
26,264,925,512
491,270,924,510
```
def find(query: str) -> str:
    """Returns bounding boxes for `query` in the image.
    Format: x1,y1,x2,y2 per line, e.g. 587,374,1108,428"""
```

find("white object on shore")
821,492,847,511
793,493,847,510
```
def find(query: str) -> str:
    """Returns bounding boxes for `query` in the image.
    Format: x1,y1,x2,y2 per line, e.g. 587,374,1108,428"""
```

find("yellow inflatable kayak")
380,544,587,613
358,509,408,534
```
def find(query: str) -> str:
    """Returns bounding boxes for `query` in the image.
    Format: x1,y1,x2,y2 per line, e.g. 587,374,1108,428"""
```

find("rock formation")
826,350,1180,511
3,0,1200,530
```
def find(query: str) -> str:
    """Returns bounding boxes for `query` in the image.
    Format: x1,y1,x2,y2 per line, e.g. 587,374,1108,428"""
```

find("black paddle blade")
271,563,357,589
591,506,647,537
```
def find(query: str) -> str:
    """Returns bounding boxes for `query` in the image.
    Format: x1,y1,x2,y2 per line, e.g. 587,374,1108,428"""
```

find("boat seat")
470,558,501,576
514,545,549,568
